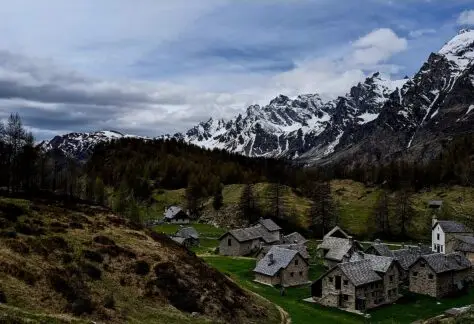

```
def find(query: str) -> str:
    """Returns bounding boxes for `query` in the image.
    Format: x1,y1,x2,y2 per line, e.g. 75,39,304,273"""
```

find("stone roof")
282,232,308,244
175,227,199,239
221,224,277,243
365,242,393,257
258,218,281,232
417,253,471,274
338,260,382,287
428,200,443,207
453,235,474,252
434,220,472,233
350,252,395,273
164,206,186,219
253,246,303,276
318,237,359,262
392,247,426,270
323,226,349,239
171,236,187,245
259,244,309,260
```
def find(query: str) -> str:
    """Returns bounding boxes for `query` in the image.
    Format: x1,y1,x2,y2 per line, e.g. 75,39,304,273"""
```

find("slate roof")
365,242,393,257
434,220,472,233
428,200,443,207
175,227,199,239
164,206,186,219
282,232,308,244
392,246,433,270
259,244,310,260
221,224,278,243
258,218,281,232
417,253,471,274
318,237,360,262
350,252,395,273
324,226,349,239
171,236,187,245
338,260,382,287
453,235,474,252
253,246,303,276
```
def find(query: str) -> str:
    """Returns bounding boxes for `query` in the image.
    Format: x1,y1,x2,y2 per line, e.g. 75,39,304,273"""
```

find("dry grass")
0,197,279,324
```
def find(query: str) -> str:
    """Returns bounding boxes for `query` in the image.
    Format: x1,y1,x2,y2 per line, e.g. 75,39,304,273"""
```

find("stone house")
173,226,200,247
311,260,386,312
409,253,472,298
448,235,474,263
317,233,362,268
432,219,472,254
253,246,309,287
349,252,402,304
428,200,443,211
256,243,309,262
281,232,308,245
365,240,434,282
218,218,281,256
163,206,190,224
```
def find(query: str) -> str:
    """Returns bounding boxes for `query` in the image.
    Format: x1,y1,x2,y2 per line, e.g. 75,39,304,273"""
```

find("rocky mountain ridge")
39,30,474,166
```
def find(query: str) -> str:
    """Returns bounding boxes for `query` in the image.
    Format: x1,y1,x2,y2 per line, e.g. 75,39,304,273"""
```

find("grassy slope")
203,256,474,324
152,180,474,240
0,197,279,324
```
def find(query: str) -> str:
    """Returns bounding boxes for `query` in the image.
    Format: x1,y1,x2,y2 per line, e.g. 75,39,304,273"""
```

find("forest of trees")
0,113,472,239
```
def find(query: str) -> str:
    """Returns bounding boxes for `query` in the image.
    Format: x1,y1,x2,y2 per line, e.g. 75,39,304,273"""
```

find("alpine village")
1,25,474,324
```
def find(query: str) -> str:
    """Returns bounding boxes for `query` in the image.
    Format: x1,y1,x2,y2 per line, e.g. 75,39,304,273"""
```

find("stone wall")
280,254,308,287
437,269,471,298
219,235,260,256
409,260,437,297
313,267,356,310
355,281,385,310
255,273,280,286
168,218,190,224
383,263,401,303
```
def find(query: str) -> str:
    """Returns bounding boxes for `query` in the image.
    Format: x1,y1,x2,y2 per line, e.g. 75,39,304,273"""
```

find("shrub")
71,297,93,316
82,249,104,263
93,235,116,246
103,294,115,309
81,262,102,280
133,260,150,276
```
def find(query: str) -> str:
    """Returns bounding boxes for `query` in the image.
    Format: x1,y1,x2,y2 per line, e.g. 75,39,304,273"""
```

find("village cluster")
162,202,474,314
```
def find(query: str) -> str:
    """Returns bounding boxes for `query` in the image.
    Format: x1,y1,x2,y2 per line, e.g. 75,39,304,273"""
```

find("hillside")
152,180,474,240
0,196,279,324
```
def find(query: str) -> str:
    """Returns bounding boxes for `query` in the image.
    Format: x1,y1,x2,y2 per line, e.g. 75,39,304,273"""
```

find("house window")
433,243,436,250
389,275,394,282
428,274,434,280
329,277,333,283
343,295,349,301
420,263,425,268
343,280,348,286
440,245,443,252
299,271,303,276
413,272,418,277
227,239,232,246
295,259,299,266
437,233,440,240
290,272,294,277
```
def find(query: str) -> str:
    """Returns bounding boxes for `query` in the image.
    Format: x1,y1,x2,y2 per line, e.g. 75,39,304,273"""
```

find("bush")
0,290,6,303
133,260,150,276
71,297,93,316
93,235,116,246
5,239,30,254
82,249,104,263
81,262,102,280
103,294,115,309
69,222,84,229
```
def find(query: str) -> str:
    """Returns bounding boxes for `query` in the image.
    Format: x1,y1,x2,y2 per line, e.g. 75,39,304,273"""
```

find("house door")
311,280,322,298
338,294,343,307
437,245,440,253
335,276,341,290
356,298,365,311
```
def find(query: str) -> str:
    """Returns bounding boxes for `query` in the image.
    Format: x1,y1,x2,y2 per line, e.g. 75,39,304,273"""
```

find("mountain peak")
438,29,474,69
458,28,473,35
269,94,290,106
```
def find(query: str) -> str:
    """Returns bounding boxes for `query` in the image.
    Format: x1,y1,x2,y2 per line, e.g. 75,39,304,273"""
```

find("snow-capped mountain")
39,130,145,160
174,72,405,159
319,29,474,166
40,30,474,166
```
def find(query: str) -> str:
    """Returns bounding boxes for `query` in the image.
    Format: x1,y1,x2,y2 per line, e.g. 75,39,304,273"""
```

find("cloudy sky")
0,0,473,140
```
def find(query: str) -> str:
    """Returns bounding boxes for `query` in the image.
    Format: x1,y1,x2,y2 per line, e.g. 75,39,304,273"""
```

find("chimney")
432,215,438,227
268,253,274,266
401,242,405,249
348,236,354,245
374,239,381,244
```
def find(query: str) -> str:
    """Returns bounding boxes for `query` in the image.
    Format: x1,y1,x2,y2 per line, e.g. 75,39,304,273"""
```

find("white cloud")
350,28,408,65
458,10,474,25
409,29,436,39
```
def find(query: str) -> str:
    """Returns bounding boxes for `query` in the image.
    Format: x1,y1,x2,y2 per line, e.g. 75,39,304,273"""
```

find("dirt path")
275,304,291,324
